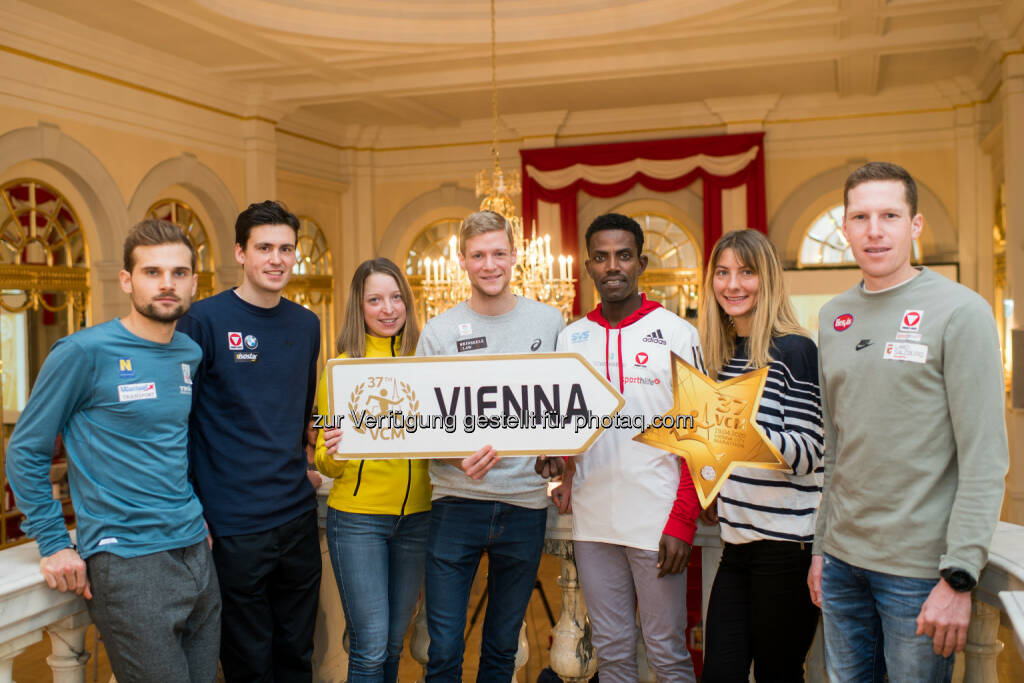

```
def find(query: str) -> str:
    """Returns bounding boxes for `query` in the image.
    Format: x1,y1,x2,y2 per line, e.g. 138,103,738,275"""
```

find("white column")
1002,53,1024,523
955,108,981,294
512,621,529,683
0,631,42,683
91,261,124,325
549,554,596,682
243,119,277,205
45,613,91,683
410,595,429,683
634,617,655,682
312,529,348,681
963,598,1003,683
340,149,377,291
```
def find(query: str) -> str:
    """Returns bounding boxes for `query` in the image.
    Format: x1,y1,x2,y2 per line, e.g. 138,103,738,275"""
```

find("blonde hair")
699,229,809,379
459,210,514,254
337,258,420,358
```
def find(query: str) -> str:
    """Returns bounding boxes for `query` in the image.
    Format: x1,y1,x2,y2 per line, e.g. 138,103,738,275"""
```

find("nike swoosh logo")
855,339,873,351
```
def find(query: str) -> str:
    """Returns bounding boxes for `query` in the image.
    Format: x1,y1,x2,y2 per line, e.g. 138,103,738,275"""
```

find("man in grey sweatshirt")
809,162,1008,682
416,210,564,682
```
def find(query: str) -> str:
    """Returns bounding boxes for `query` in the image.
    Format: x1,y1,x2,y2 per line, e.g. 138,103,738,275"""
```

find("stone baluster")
513,621,529,682
963,598,1003,683
45,613,91,683
634,617,655,683
410,593,429,683
805,619,828,683
545,538,597,682
0,631,43,683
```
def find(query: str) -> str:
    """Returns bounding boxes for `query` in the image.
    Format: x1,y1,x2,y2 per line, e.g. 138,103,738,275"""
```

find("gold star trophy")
633,354,788,508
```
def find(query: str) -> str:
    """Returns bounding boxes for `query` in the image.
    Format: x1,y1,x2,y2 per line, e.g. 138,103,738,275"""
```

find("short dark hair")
844,162,918,216
585,213,644,254
123,219,195,272
235,200,300,247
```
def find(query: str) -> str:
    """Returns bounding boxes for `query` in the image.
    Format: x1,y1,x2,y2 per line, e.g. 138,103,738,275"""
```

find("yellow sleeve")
313,365,349,479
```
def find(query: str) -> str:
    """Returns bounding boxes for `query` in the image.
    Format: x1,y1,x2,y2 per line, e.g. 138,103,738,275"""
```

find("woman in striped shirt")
699,229,824,682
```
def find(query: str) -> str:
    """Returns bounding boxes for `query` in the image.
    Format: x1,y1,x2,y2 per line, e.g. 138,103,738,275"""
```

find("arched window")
405,218,464,322
0,179,89,548
405,218,462,277
146,199,216,299
285,217,334,364
629,212,701,320
799,204,921,266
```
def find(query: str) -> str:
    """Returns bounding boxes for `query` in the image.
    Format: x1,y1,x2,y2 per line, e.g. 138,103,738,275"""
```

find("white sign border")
325,352,626,458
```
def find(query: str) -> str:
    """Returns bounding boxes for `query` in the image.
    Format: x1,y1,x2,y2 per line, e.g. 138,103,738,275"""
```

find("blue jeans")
821,553,954,683
425,497,547,682
326,508,430,683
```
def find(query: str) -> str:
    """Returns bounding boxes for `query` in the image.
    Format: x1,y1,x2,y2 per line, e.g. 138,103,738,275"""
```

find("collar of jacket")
585,292,662,329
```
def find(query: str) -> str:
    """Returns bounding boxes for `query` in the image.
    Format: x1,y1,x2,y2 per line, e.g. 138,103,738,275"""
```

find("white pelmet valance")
525,146,760,190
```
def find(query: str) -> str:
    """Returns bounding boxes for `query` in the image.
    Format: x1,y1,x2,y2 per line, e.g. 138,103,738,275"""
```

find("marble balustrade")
2,497,1022,683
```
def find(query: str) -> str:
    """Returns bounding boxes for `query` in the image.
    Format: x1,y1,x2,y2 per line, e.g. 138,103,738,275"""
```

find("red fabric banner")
520,133,766,314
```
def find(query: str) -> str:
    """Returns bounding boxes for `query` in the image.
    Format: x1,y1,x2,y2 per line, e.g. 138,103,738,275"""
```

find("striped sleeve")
756,340,824,476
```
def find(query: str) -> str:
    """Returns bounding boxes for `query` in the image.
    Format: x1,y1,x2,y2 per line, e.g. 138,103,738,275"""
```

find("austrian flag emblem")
900,310,922,332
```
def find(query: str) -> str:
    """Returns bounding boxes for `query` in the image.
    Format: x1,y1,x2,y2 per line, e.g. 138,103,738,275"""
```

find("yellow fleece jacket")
314,334,431,515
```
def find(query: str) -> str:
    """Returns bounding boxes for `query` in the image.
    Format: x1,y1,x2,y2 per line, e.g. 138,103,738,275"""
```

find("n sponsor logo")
117,358,135,379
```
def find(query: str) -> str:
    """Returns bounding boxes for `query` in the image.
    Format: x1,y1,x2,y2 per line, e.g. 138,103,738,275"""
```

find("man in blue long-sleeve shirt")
5,219,221,683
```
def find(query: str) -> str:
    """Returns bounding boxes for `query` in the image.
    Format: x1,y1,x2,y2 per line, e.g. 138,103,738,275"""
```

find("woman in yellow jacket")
315,257,430,683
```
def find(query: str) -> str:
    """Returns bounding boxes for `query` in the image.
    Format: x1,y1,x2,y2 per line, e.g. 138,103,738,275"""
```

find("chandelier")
420,0,576,321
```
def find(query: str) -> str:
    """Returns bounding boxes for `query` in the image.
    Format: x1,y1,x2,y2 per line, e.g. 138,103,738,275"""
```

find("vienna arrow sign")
324,353,625,459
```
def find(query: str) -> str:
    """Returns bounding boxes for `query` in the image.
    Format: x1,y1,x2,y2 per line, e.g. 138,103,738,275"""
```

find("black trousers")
212,508,322,683
702,540,820,683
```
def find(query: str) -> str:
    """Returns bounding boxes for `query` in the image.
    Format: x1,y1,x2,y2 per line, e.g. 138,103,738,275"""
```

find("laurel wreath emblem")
348,378,418,434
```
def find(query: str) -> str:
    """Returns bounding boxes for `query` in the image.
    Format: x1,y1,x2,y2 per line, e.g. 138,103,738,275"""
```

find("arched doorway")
0,179,89,548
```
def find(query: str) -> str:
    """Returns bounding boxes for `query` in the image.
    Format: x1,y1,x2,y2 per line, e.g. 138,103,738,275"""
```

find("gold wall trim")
0,264,89,291
0,45,276,125
286,274,334,292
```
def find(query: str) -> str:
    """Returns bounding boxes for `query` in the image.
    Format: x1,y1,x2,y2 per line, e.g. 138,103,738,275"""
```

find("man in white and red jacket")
552,213,702,683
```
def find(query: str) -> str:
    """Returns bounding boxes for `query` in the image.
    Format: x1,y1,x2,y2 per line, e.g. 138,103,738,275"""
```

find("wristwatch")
940,567,977,592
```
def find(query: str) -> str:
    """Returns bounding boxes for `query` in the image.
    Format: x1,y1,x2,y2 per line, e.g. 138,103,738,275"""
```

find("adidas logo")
641,329,667,345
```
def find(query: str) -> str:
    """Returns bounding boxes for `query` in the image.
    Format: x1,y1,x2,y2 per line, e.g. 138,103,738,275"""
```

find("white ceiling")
19,0,1024,130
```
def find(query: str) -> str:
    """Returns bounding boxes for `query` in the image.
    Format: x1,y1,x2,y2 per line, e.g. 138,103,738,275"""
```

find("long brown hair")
699,229,808,379
336,258,420,358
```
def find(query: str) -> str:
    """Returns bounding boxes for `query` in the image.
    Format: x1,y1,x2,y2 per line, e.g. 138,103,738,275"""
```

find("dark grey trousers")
86,540,221,683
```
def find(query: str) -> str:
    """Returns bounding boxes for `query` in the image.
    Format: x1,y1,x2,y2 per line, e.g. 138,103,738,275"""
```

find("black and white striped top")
715,334,824,544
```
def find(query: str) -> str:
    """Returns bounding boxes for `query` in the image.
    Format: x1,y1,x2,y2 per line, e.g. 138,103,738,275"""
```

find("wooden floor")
14,553,1024,682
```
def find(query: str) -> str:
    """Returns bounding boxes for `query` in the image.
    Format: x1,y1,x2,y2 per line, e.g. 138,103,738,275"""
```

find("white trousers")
574,540,696,683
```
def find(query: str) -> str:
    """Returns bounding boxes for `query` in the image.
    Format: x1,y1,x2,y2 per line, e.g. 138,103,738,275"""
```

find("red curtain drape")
520,132,766,314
